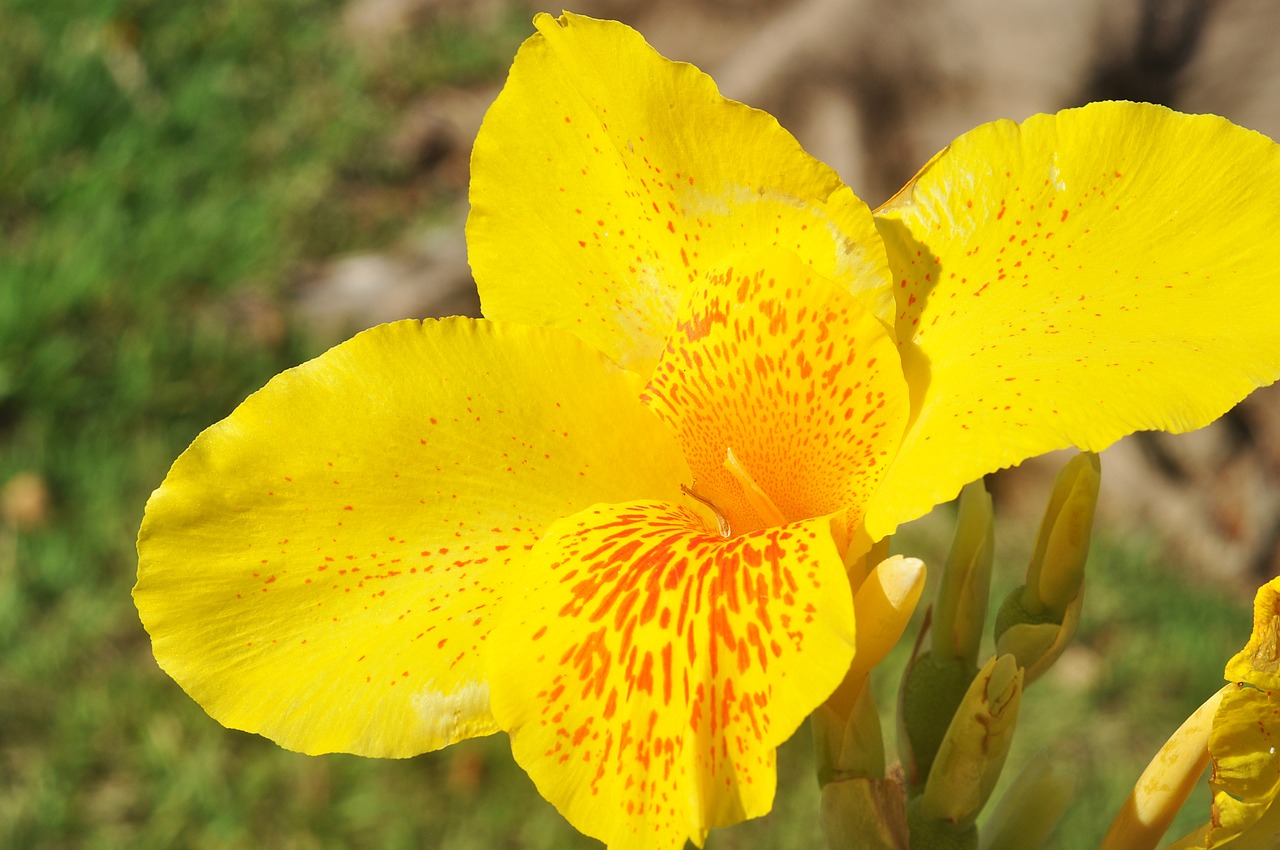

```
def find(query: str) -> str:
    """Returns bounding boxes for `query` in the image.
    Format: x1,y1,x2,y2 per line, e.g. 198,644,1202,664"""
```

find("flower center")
723,446,786,528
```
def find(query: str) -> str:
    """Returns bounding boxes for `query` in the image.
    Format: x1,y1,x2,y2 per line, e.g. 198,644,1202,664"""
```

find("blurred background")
3,0,1278,847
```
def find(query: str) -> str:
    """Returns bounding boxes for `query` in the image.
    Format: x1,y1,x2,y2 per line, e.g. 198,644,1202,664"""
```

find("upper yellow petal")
867,102,1280,536
135,318,689,758
468,12,892,376
488,500,855,850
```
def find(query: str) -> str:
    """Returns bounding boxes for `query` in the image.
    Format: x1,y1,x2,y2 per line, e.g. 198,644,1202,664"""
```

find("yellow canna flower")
135,12,1280,850
1110,578,1280,850
1207,577,1280,848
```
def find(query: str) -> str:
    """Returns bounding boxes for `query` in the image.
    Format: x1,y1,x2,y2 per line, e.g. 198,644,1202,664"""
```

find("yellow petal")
468,12,892,376
489,501,855,850
642,249,909,536
1224,576,1280,690
1209,683,1280,847
134,319,689,758
1102,686,1225,850
868,102,1280,535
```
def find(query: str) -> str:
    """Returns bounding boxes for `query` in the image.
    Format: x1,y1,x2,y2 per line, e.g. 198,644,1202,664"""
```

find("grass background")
0,1,1257,847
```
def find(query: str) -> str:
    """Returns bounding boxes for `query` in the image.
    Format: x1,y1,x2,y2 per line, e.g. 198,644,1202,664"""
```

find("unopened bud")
898,650,975,793
933,480,994,667
994,453,1098,684
919,654,1023,826
1023,452,1099,618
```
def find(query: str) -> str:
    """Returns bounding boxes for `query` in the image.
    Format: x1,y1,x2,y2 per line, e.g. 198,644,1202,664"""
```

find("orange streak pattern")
643,252,909,536
493,501,854,850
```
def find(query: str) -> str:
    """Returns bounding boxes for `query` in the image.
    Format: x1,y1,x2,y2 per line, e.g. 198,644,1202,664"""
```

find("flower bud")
994,452,1098,683
898,650,975,793
918,654,1023,826
1022,451,1099,619
933,481,994,667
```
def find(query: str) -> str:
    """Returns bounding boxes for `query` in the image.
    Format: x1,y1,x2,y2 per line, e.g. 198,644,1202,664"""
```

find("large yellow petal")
135,319,689,758
489,501,855,850
867,102,1280,536
468,12,892,376
642,249,909,537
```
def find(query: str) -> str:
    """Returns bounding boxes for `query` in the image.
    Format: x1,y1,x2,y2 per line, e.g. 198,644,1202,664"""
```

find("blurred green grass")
0,1,1256,847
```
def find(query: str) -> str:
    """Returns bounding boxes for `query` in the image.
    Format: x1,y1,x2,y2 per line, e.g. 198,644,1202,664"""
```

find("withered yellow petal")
489,501,854,850
135,319,688,758
868,102,1280,536
468,12,892,376
1225,576,1280,690
1209,684,1280,847
642,249,909,536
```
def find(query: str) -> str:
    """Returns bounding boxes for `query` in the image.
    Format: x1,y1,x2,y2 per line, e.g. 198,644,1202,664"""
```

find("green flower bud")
899,650,976,794
1022,451,1099,619
919,654,1023,827
933,480,994,667
994,452,1098,684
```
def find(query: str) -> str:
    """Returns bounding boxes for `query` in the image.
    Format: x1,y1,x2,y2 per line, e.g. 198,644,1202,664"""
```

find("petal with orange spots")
642,249,909,539
867,102,1280,537
1208,683,1280,847
468,12,893,377
488,501,855,850
135,319,689,758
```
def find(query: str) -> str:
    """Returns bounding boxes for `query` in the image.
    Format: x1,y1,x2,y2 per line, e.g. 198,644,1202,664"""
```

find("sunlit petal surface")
868,102,1280,536
135,319,688,757
468,12,892,376
489,501,854,849
642,249,909,537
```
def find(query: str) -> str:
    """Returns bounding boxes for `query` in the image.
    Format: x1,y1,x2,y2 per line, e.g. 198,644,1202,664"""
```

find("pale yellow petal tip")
533,10,565,30
875,555,926,610
534,11,619,38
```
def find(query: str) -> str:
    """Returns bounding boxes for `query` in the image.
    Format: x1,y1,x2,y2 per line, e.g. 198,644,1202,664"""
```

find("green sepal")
821,776,909,850
906,796,979,850
899,650,977,794
814,681,885,786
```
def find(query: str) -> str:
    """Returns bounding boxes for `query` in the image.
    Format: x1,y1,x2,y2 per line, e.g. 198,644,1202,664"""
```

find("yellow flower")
135,13,1280,850
1207,578,1280,847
